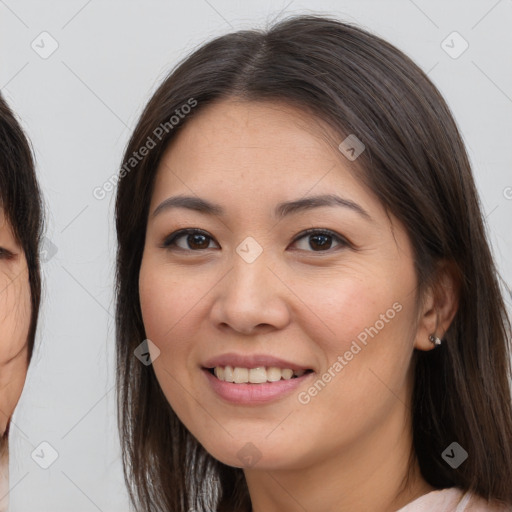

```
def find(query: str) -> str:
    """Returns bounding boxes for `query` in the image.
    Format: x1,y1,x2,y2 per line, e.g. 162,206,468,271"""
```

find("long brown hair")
0,92,44,454
115,14,512,511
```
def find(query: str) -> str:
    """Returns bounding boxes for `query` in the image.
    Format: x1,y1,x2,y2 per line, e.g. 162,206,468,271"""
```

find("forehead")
165,99,336,162
151,99,373,211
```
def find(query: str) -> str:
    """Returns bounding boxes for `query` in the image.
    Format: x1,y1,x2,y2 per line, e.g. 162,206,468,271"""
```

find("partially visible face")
0,208,31,436
139,99,426,471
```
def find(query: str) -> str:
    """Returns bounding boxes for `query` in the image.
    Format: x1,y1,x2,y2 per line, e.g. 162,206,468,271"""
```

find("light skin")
139,99,458,512
0,208,31,443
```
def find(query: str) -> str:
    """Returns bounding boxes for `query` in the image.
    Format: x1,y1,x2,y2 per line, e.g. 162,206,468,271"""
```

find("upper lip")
202,353,312,371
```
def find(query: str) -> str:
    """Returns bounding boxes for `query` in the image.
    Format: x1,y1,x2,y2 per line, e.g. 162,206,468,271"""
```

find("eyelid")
0,247,15,260
160,227,351,252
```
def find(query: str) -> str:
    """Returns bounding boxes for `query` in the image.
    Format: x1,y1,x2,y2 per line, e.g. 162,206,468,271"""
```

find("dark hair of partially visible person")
0,91,44,453
114,14,512,512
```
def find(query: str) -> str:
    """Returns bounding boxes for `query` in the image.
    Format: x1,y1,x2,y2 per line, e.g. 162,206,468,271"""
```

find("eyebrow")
152,193,372,222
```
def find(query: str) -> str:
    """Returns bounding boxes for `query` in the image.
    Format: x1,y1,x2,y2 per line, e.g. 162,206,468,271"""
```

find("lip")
202,353,313,371
202,367,315,405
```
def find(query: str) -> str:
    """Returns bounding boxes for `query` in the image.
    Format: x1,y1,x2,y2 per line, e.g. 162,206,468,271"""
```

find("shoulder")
465,490,512,512
397,487,512,512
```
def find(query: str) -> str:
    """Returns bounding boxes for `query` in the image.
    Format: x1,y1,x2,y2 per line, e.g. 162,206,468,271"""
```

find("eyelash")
161,228,350,254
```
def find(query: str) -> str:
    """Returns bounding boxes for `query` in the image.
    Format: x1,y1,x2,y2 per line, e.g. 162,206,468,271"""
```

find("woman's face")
0,208,31,436
139,99,434,471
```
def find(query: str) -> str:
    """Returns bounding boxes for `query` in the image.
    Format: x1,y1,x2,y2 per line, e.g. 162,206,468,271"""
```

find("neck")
0,436,8,508
0,434,7,464
243,400,435,512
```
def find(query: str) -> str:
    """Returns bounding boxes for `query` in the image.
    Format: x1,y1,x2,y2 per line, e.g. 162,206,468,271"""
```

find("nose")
209,246,291,336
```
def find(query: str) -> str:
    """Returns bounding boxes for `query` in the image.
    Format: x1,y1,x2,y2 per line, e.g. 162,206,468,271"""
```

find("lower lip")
202,368,315,405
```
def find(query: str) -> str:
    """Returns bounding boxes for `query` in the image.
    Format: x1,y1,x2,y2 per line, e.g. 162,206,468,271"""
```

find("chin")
197,435,299,471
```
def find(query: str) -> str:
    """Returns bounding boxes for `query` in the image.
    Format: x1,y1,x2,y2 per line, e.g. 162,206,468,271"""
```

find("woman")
0,93,43,510
114,15,512,512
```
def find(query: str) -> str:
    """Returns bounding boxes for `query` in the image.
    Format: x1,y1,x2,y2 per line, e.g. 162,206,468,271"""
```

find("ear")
414,260,460,351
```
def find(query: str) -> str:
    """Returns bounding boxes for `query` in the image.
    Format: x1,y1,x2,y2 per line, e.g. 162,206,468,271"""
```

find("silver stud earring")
429,334,442,346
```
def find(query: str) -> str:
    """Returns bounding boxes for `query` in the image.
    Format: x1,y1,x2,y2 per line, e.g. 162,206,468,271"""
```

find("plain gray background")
1,0,511,510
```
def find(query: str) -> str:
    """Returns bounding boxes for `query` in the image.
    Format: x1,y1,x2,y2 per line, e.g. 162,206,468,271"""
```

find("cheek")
139,260,204,346
292,270,415,399
290,270,395,352
0,269,31,433
0,269,31,362
138,258,211,398
139,259,209,427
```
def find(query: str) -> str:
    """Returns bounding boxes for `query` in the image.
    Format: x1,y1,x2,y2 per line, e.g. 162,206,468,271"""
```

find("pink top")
397,487,512,512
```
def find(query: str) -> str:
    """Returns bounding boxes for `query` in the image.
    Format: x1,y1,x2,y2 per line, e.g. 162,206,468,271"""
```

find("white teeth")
281,368,293,380
233,367,249,384
248,367,267,384
266,367,282,382
224,365,234,382
211,366,309,383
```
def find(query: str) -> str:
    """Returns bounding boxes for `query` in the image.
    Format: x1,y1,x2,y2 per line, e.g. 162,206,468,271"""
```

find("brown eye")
160,227,350,254
162,229,218,251
291,229,349,252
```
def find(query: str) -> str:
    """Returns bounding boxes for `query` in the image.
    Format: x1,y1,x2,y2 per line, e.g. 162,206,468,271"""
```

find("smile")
202,366,315,405
209,365,313,383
